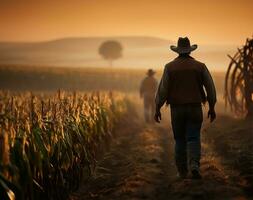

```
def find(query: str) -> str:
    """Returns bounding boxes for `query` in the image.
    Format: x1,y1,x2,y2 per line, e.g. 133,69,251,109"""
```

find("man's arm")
202,65,217,122
154,65,170,122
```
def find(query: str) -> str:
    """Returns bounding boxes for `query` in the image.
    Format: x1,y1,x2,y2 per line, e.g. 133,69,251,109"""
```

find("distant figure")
155,37,217,179
140,69,158,123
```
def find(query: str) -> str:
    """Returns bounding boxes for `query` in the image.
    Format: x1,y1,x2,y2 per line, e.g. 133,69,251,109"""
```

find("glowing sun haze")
0,0,252,44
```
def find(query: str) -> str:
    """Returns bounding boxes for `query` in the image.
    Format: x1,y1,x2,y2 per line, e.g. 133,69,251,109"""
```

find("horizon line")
0,35,240,46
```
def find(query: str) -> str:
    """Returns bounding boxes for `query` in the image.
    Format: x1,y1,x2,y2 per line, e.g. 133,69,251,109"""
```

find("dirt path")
71,113,249,200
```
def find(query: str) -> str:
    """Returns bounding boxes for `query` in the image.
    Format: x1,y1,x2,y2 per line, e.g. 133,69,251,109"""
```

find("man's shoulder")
141,76,148,83
183,56,206,66
165,57,180,66
164,60,176,69
164,60,178,72
191,58,206,66
165,57,206,69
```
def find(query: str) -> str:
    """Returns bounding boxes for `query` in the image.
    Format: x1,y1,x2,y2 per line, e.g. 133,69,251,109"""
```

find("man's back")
140,76,157,98
156,55,216,107
165,55,206,104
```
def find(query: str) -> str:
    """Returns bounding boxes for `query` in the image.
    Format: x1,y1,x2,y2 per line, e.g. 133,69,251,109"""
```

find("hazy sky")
0,0,252,44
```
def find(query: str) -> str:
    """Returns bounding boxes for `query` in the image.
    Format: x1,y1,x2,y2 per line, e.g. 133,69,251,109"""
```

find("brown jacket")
155,55,216,109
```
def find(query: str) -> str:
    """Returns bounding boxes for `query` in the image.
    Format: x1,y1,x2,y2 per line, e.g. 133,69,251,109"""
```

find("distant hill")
0,36,237,71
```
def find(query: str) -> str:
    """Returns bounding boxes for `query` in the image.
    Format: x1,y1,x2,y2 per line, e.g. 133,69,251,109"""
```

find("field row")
0,65,225,94
0,91,128,200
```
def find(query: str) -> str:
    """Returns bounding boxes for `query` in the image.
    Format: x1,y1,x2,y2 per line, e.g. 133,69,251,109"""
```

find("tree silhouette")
99,40,123,67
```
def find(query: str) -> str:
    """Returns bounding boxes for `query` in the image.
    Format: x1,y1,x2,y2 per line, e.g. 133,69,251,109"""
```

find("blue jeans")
170,104,203,174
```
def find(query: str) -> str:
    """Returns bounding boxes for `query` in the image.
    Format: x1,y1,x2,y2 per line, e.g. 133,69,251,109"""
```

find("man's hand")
154,110,162,123
207,109,216,123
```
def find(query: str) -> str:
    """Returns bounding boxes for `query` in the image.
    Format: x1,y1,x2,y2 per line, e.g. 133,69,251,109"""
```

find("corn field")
0,90,127,200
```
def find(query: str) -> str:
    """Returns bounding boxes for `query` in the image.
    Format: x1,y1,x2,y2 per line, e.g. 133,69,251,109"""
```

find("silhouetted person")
155,37,216,179
140,69,158,123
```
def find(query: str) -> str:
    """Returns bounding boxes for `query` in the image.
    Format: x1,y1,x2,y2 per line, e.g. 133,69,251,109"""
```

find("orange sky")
0,0,252,44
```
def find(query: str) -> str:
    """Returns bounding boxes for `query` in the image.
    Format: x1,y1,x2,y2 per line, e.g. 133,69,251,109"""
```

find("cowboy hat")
170,37,197,54
147,69,155,76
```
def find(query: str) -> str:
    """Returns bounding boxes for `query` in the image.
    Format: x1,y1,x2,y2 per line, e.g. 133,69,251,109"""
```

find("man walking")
140,69,158,123
154,37,216,179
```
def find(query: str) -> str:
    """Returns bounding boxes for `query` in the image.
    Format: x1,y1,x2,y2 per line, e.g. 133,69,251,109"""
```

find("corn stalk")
0,91,127,200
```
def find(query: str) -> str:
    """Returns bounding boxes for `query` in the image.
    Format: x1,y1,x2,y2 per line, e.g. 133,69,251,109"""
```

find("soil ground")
204,115,253,197
70,105,252,200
